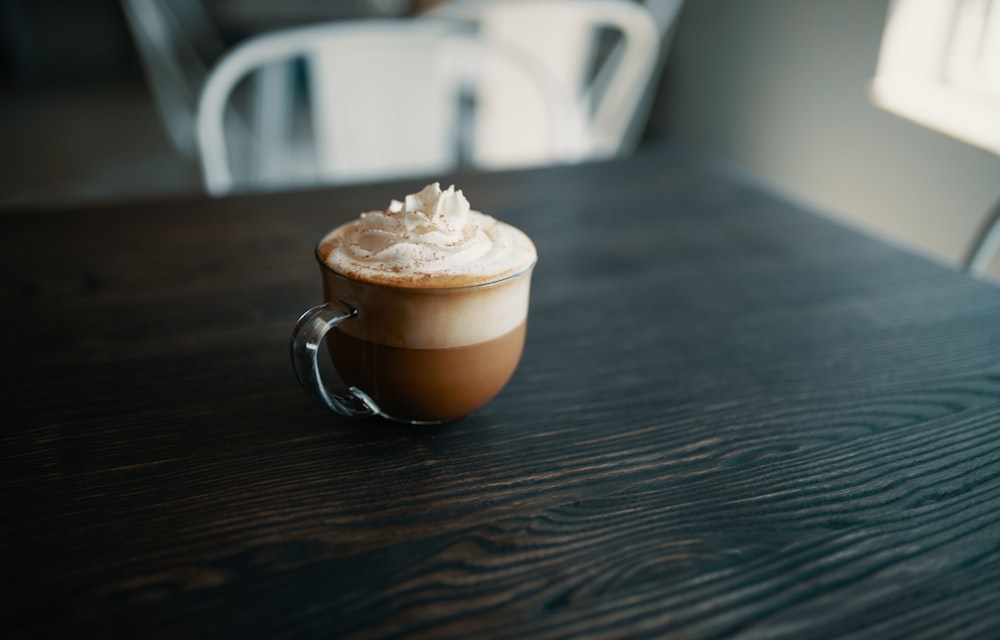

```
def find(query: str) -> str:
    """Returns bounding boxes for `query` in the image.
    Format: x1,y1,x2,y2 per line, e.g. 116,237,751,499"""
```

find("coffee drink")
294,182,536,423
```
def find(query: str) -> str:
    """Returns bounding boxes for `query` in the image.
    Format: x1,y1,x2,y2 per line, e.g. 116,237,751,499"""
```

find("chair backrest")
196,19,586,195
968,204,1000,283
429,0,676,166
121,0,225,156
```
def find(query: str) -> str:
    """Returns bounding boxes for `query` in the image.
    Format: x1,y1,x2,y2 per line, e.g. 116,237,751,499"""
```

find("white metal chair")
968,203,1000,283
196,19,588,195
121,0,226,156
428,0,678,167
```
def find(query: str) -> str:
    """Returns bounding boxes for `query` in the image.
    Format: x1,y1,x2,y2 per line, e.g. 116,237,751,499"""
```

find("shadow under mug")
290,256,534,424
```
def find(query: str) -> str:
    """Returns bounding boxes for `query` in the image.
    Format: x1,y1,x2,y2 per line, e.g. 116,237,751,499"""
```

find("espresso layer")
328,321,527,422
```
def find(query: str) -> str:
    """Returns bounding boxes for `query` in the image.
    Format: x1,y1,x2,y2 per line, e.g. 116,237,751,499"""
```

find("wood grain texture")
3,147,1000,638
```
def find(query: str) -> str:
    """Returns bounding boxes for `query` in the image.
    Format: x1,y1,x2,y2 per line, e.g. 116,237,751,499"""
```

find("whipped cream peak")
392,182,469,227
358,183,474,249
320,182,536,288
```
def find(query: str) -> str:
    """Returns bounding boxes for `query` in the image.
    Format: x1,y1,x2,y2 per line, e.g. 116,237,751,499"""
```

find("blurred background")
1,0,998,280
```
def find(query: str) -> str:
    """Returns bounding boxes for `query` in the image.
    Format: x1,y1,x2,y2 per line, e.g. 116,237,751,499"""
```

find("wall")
0,0,140,85
650,0,1000,278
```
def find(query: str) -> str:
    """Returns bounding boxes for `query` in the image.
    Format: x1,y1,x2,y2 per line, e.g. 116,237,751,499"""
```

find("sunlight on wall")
871,0,1000,156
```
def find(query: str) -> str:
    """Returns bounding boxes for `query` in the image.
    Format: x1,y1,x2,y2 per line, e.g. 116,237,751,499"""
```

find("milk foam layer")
322,268,531,349
319,183,536,288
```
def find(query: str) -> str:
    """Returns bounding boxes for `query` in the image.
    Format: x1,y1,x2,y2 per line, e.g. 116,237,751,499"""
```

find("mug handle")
290,301,381,417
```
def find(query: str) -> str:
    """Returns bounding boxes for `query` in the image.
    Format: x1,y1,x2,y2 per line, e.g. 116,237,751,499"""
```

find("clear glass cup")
291,251,534,424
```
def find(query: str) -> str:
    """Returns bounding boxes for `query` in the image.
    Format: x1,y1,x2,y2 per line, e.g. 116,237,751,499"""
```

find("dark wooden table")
4,147,1000,638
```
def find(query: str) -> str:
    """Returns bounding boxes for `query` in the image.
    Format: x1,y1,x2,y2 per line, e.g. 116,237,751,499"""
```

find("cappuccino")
308,183,536,422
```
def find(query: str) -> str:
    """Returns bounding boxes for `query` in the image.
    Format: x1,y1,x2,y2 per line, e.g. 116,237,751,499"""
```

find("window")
871,0,1000,155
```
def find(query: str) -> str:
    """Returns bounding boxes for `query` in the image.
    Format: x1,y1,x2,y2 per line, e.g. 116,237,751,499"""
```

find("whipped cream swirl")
321,183,536,287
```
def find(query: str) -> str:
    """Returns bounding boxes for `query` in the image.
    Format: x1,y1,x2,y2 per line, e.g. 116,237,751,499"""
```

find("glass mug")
291,251,535,424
